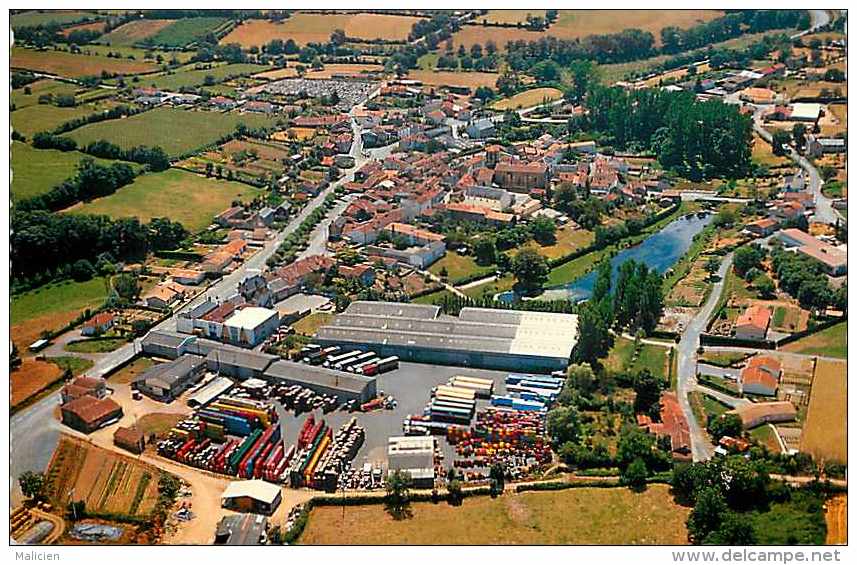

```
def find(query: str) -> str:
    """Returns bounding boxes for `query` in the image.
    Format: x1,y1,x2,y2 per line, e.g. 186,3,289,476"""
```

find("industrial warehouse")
315,301,580,372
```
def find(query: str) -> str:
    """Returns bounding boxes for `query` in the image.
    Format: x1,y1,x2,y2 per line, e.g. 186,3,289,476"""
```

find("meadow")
11,98,124,138
142,63,270,91
491,87,564,110
781,321,847,358
144,17,231,48
96,19,175,46
11,10,101,29
10,79,80,110
11,47,158,78
11,141,140,201
407,69,500,90
67,168,262,232
64,107,282,157
299,485,690,545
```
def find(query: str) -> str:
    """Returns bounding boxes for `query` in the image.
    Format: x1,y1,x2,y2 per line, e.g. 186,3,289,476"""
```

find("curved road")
676,252,733,461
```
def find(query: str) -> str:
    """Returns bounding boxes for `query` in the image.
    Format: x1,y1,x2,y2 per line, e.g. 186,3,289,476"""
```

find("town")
7,7,847,549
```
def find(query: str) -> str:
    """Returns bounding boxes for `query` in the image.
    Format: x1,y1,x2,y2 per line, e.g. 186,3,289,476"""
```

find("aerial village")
8,8,847,547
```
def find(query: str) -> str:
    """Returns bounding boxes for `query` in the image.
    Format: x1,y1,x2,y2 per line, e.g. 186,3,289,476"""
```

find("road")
676,252,733,462
745,102,843,226
9,391,64,505
791,10,832,39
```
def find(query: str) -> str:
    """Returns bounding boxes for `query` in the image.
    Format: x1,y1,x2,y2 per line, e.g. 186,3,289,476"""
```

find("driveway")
696,363,740,381
676,252,733,461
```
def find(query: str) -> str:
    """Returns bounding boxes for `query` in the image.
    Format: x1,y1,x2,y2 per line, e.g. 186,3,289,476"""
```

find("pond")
498,211,714,304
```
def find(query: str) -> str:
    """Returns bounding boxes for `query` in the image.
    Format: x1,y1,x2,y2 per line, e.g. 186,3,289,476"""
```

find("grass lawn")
491,87,564,110
142,63,269,91
603,336,670,380
48,356,95,376
66,168,262,232
300,484,689,545
65,337,128,354
64,107,281,157
781,321,846,358
411,289,455,305
11,277,109,327
11,98,124,138
108,357,157,384
11,141,140,201
698,350,751,367
750,490,827,545
292,312,334,337
546,246,607,287
750,424,782,453
462,275,515,299
11,47,158,78
429,252,494,283
518,226,594,261
137,413,185,438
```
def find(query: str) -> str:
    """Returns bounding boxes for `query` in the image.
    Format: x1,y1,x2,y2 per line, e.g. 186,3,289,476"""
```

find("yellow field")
491,87,563,110
752,132,792,168
452,10,723,50
97,19,174,46
481,10,547,24
407,69,500,90
300,485,690,545
801,359,847,463
221,13,425,47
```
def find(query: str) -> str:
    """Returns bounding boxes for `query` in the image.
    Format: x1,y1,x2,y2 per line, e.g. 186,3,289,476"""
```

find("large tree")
511,249,549,294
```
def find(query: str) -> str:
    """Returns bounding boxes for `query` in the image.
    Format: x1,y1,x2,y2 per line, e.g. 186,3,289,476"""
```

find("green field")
429,252,495,283
411,289,455,304
300,485,690,545
82,44,196,64
11,277,109,326
64,107,282,157
68,168,262,231
604,336,670,380
11,10,101,29
65,337,128,353
11,99,123,138
143,63,269,91
10,79,80,110
781,322,847,358
145,17,230,48
10,141,140,201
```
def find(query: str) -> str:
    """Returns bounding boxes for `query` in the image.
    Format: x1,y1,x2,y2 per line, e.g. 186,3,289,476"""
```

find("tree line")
16,158,138,213
33,133,171,171
11,210,187,287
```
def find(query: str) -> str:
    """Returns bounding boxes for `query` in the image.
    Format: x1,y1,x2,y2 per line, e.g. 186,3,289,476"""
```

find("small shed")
114,426,145,454
221,480,282,515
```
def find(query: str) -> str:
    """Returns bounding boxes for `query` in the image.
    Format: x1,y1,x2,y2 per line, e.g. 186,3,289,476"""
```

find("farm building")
221,480,282,515
263,359,377,403
132,354,207,402
739,356,782,397
61,396,123,433
214,514,268,545
61,376,108,403
315,301,579,373
141,330,198,359
114,426,145,455
733,305,771,341
730,401,797,429
81,312,115,336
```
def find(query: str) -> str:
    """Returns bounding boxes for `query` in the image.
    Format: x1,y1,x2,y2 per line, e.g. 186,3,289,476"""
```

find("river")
499,212,714,303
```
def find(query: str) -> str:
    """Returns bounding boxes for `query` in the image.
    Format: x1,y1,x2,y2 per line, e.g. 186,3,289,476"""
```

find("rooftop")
221,480,281,505
224,307,279,330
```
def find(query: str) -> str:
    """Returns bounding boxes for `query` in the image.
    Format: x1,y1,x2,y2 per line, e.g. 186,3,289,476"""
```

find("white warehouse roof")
221,479,281,505
224,307,278,330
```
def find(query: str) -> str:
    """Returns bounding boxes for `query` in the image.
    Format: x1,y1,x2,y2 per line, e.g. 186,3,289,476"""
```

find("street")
676,252,734,461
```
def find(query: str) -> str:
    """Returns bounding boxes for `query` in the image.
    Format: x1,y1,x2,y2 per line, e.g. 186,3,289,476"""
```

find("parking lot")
273,361,513,470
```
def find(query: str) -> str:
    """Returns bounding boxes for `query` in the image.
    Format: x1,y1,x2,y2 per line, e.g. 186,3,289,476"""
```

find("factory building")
316,301,578,373
223,307,280,347
141,331,198,360
263,359,377,403
132,354,207,402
